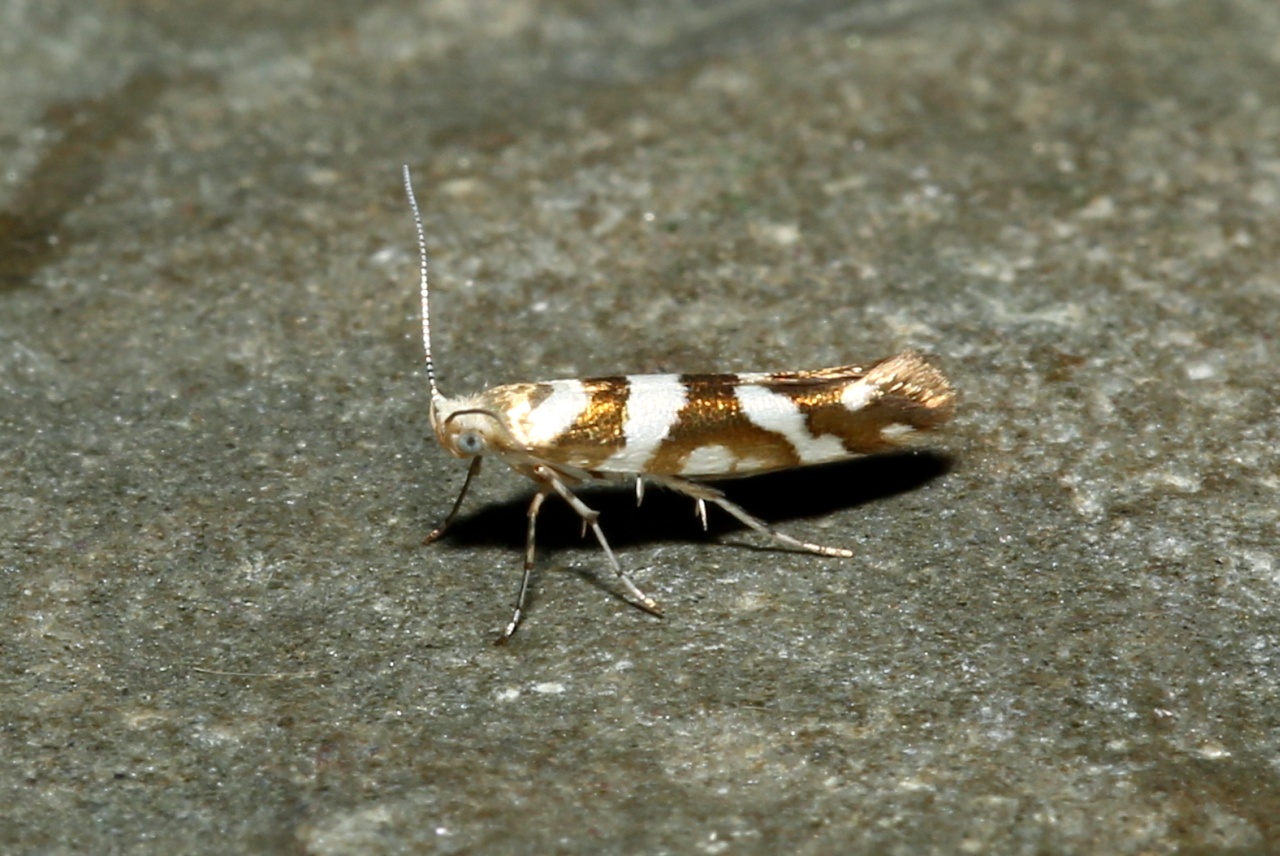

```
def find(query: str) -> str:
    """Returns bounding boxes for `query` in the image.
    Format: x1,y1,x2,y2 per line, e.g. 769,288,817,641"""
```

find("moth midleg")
534,465,664,618
497,488,551,643
424,456,483,546
654,475,855,559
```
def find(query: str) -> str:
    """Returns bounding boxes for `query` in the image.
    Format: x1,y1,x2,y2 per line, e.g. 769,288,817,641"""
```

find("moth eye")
456,431,486,455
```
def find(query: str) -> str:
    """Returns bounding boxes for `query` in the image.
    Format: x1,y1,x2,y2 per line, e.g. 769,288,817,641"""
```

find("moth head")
430,397,508,459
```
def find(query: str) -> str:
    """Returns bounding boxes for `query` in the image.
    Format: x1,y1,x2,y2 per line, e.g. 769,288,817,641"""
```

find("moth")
401,166,956,641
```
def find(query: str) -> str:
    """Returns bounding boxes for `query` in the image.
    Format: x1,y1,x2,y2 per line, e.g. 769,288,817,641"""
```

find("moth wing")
492,377,640,478
745,352,955,454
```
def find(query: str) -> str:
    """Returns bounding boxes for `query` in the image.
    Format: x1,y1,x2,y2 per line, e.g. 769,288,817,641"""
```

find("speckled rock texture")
2,1,1277,852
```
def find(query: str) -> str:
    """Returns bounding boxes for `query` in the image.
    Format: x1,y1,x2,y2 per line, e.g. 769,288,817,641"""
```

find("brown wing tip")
866,351,957,430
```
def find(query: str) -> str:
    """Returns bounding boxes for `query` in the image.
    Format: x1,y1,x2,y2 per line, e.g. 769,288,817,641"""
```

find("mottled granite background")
2,0,1278,853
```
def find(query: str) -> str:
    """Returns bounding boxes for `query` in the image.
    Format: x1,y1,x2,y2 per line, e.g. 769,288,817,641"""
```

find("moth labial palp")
401,165,956,643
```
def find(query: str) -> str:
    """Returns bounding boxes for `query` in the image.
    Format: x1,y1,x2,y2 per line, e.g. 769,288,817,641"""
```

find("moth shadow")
430,450,953,555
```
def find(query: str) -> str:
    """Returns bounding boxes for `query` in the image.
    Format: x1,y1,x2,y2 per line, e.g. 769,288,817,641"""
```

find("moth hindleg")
653,474,854,559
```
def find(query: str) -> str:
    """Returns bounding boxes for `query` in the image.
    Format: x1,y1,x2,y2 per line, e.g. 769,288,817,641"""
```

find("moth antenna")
402,164,442,402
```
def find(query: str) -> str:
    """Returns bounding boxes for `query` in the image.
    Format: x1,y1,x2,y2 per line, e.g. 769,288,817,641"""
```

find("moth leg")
635,476,645,507
533,466,664,617
655,475,854,559
694,498,708,531
423,456,483,546
497,488,551,644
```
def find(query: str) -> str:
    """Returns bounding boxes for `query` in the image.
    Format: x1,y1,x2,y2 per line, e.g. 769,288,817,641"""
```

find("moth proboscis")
401,166,955,642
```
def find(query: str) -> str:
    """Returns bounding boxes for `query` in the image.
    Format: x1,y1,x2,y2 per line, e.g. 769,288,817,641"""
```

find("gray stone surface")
3,0,1278,852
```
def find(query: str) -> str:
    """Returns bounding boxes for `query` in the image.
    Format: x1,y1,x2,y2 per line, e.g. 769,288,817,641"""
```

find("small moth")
402,166,956,642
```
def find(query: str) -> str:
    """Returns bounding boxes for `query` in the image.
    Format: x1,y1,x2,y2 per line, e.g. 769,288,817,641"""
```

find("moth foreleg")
534,466,663,618
498,488,551,644
654,475,855,559
424,455,483,546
